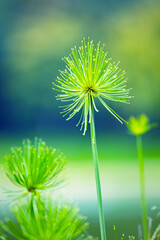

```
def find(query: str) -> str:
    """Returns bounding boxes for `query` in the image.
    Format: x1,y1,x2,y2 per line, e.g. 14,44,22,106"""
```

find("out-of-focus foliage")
151,224,160,240
113,225,135,240
0,197,96,240
128,114,157,136
103,0,160,114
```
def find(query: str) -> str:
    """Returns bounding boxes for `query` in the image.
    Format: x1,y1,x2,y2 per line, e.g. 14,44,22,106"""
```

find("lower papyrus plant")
0,195,95,240
2,138,66,202
0,138,96,240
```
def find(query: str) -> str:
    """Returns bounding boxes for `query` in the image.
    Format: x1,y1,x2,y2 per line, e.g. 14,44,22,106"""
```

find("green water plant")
53,38,131,240
1,138,96,239
3,138,66,201
113,222,160,240
151,225,160,240
0,196,96,240
128,114,157,240
113,225,135,240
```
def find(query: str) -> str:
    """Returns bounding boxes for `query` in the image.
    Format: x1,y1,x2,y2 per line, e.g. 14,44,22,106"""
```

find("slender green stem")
90,101,107,240
136,135,148,240
151,224,160,240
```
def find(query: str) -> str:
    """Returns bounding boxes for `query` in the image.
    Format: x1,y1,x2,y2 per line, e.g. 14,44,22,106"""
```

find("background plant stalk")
90,100,107,240
136,135,148,240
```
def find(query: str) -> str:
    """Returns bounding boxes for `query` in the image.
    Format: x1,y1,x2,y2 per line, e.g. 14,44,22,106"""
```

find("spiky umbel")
4,138,66,199
53,38,131,135
128,114,157,136
0,197,97,240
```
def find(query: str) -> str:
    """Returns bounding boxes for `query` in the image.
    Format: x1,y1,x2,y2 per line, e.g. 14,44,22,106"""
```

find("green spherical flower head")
128,114,157,136
4,138,66,198
0,197,97,240
53,38,131,135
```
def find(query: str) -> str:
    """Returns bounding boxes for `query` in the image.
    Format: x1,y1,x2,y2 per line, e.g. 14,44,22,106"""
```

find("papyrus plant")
128,114,157,240
0,195,96,240
0,138,96,240
53,38,131,240
3,138,66,201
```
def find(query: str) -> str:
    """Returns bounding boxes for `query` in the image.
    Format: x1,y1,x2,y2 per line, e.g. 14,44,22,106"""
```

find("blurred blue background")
0,0,160,238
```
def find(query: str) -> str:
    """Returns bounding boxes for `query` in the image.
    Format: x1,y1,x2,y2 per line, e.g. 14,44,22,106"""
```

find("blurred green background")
0,0,160,238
